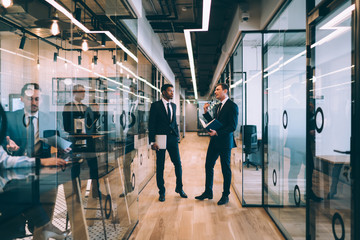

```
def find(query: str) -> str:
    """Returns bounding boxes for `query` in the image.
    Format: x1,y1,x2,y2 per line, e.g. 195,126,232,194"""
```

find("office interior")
0,0,359,239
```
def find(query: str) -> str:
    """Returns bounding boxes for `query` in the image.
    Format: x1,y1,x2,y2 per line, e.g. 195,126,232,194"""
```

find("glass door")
309,1,353,239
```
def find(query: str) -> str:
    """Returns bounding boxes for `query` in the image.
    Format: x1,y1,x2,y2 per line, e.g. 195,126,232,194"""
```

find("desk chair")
242,125,259,170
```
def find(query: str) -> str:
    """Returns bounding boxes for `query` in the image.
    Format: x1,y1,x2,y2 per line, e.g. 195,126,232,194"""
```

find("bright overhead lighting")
45,0,138,63
82,39,89,51
311,4,354,48
51,20,60,35
116,62,160,92
184,0,212,99
1,0,13,8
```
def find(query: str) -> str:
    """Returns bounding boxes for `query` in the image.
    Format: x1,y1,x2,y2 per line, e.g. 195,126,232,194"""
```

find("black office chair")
242,125,259,170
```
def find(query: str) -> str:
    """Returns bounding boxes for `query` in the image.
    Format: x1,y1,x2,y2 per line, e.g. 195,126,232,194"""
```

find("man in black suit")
195,83,239,205
149,84,187,202
63,84,88,134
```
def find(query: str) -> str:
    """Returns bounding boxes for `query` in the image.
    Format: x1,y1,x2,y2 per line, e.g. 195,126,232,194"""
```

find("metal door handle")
333,150,350,155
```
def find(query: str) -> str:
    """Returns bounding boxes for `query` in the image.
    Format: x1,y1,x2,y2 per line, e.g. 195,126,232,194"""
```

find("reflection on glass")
264,0,306,238
311,1,352,239
0,0,162,237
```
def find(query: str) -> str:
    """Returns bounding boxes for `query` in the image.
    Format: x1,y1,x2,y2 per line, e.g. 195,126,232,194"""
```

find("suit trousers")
156,134,183,195
205,143,232,196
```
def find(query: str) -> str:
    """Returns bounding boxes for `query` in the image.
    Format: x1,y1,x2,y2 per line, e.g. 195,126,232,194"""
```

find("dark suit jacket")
62,101,88,134
5,109,54,157
203,99,239,149
148,100,179,143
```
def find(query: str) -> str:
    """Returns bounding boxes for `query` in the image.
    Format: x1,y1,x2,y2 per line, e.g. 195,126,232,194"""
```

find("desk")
316,155,350,199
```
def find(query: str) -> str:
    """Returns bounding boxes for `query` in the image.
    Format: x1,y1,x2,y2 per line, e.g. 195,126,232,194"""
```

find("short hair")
216,83,229,92
21,83,41,96
161,84,173,93
72,84,85,93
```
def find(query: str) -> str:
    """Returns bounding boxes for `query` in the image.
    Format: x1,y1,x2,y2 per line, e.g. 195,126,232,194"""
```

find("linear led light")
311,4,354,48
184,0,212,99
310,81,354,92
0,47,35,61
263,50,306,78
57,56,129,89
311,65,354,81
45,0,138,62
230,79,242,89
116,62,160,93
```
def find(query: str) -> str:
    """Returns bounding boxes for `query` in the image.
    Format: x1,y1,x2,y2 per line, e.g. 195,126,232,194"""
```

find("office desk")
316,155,350,199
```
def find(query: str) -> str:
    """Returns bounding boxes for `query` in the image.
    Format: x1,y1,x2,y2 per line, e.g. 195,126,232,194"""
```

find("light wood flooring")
129,132,284,240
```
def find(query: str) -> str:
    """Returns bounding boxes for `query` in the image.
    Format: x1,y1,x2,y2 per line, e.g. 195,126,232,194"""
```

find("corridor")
130,133,283,240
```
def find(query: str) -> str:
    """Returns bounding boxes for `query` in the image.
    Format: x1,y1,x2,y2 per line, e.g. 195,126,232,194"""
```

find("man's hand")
40,157,67,167
208,129,217,137
6,136,20,152
203,103,210,114
151,143,160,151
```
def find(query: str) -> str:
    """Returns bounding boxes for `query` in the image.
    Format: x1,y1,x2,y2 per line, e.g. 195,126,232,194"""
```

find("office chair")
242,125,259,170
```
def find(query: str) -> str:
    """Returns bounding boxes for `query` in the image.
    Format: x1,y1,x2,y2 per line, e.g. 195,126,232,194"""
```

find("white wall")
137,8,175,86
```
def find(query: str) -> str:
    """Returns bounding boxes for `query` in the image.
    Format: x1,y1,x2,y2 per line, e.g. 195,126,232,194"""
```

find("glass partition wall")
231,33,262,206
0,1,159,239
223,0,360,238
263,0,307,238
308,0,354,239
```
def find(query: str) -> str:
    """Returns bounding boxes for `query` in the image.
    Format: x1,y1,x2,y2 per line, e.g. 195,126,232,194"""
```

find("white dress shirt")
0,146,35,169
162,98,173,121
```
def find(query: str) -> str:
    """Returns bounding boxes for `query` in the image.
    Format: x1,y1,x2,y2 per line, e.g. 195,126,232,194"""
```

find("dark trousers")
156,134,183,195
205,144,232,196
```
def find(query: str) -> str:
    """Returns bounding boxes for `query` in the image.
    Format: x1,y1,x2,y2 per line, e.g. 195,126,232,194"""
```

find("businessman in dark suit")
149,84,187,202
195,83,239,205
62,84,88,134
5,83,56,159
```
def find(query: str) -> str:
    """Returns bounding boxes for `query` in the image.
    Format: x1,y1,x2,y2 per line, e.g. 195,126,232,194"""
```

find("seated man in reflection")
0,145,68,240
0,103,67,240
5,83,54,158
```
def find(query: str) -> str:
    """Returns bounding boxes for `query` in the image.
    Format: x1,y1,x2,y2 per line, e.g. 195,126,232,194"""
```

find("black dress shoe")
195,191,213,200
175,189,188,198
217,195,229,205
159,194,165,202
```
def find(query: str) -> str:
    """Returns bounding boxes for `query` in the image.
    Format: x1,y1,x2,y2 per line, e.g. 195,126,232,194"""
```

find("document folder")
199,118,223,131
155,135,167,149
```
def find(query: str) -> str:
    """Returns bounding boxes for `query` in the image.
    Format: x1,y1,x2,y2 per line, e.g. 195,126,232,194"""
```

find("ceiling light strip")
184,0,212,99
45,0,138,62
116,62,160,92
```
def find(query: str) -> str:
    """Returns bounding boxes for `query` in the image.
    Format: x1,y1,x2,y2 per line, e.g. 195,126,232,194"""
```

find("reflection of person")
149,84,187,202
308,101,323,201
0,103,67,240
122,84,138,196
63,84,88,134
5,84,65,164
85,101,100,134
195,83,238,205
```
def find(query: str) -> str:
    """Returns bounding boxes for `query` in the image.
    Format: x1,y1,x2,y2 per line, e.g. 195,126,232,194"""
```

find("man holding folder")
196,83,238,205
149,84,187,202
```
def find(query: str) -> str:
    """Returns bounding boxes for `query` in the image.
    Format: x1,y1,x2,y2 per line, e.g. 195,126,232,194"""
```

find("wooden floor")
129,132,284,240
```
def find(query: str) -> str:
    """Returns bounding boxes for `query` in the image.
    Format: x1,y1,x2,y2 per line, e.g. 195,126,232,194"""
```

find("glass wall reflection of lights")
0,1,167,239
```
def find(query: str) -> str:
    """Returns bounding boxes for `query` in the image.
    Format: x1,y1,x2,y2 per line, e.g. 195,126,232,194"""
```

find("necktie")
216,103,222,118
167,103,171,122
27,116,35,157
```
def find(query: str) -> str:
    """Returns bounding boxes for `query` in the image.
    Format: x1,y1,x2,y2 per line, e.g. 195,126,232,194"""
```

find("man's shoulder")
152,100,162,106
7,109,23,117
